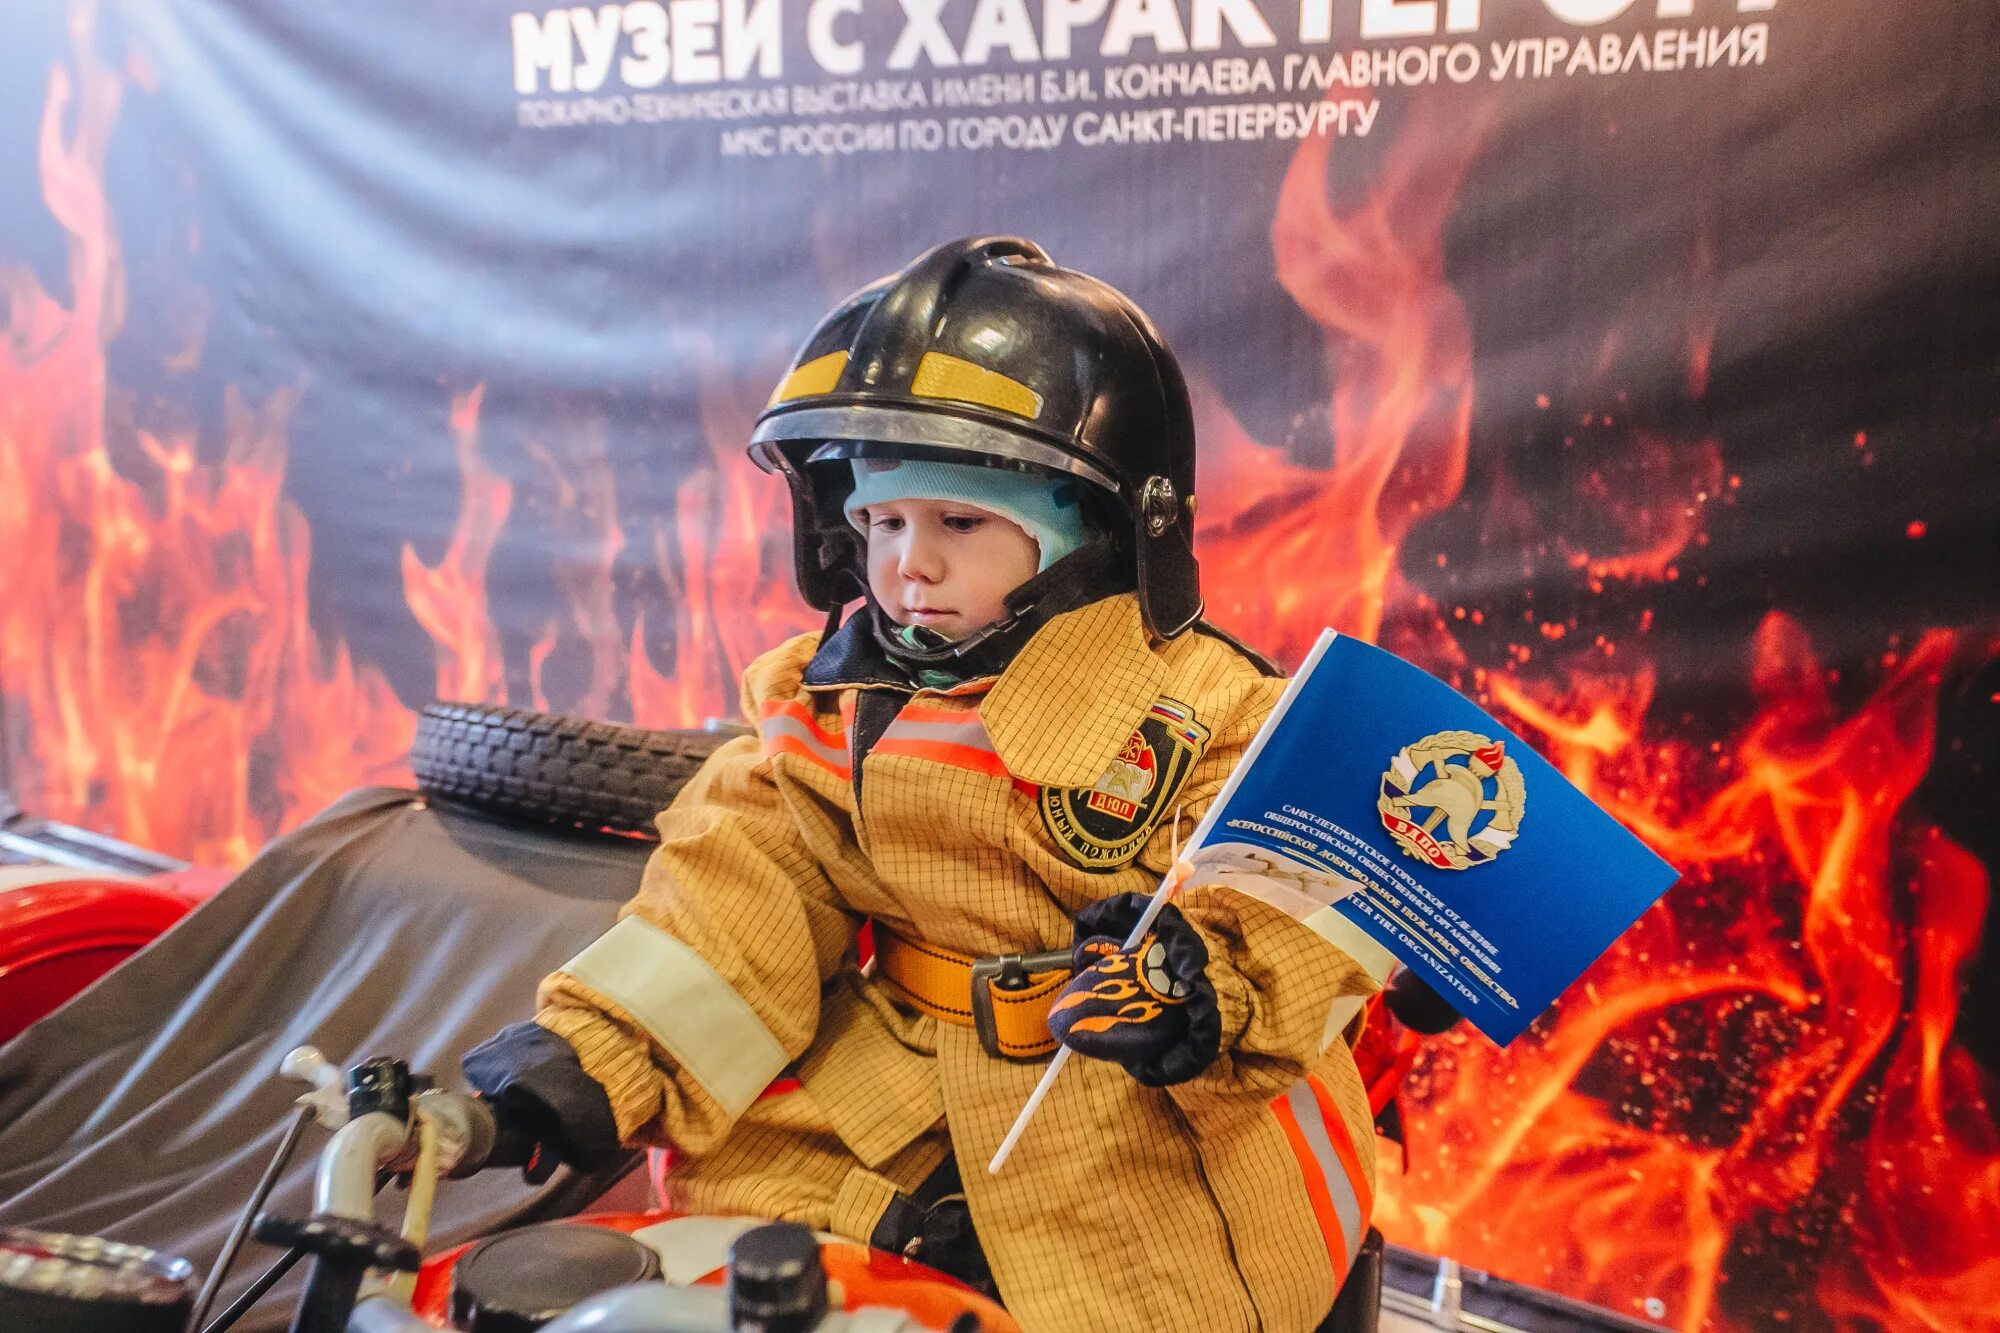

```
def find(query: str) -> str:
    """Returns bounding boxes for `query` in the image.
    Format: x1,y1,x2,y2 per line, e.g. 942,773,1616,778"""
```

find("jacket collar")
801,607,911,691
979,595,1165,789
801,536,1133,697
804,593,1167,788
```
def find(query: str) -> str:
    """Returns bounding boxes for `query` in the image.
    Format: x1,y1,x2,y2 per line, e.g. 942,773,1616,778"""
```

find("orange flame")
629,344,817,729
1198,98,1484,664
1,8,411,864
1378,620,1996,1331
401,385,509,707
1218,90,2000,1332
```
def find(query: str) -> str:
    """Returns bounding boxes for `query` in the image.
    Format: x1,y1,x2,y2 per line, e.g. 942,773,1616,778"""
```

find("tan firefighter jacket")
535,594,1382,1333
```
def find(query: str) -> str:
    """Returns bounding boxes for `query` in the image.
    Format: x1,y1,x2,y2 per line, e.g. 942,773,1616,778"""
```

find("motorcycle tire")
410,703,733,839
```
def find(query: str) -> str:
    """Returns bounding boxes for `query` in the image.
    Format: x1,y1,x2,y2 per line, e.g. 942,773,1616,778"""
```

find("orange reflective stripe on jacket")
1272,1072,1375,1285
873,699,1011,780
759,698,850,780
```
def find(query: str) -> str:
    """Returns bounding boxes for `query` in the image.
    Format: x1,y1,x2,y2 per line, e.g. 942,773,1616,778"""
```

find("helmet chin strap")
880,605,1027,662
865,598,1028,672
858,534,1131,676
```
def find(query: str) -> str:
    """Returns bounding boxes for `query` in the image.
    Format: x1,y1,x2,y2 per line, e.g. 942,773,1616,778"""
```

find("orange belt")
872,924,1074,1060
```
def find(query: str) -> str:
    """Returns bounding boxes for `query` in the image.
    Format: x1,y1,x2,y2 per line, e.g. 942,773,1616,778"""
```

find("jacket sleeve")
1136,674,1381,1124
533,657,857,1154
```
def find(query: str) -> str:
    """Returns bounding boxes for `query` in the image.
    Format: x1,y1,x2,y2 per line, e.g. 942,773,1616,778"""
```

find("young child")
466,237,1381,1333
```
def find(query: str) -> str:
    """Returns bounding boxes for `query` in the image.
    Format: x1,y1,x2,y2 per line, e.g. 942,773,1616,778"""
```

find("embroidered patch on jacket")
1041,699,1210,870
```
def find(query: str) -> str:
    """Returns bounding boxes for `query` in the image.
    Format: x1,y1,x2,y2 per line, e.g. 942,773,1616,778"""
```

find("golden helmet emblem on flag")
1378,729,1527,870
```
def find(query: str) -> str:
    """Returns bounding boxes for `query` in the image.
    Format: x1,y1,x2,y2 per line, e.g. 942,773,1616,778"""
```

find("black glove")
1383,966,1462,1035
1047,893,1221,1087
462,1022,624,1178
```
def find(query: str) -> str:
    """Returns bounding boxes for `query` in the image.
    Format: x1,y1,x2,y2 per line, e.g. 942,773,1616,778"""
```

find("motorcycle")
0,1045,1016,1333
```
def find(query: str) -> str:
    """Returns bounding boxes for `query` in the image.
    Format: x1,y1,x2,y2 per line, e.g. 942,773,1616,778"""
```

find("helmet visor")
749,404,1120,496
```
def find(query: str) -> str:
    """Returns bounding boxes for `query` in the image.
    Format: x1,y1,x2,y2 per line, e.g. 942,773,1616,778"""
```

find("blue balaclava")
841,458,1092,572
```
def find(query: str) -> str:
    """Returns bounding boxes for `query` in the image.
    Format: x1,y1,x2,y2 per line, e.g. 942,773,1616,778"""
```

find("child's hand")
1047,893,1220,1087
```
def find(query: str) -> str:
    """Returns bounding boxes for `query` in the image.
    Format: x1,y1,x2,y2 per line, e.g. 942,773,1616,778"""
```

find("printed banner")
3,1,1996,1328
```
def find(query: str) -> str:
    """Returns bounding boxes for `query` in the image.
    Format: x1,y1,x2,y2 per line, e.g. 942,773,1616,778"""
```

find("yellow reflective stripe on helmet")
559,915,789,1118
769,350,849,406
910,351,1043,421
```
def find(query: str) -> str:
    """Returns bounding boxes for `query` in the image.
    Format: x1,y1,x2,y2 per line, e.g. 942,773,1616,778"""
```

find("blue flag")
1186,630,1680,1045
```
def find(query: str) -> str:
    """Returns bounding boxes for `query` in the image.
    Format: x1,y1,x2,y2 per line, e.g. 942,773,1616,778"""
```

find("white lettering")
567,4,624,92
1043,0,1111,59
668,0,721,81
1659,0,1770,14
778,120,899,154
807,0,865,75
723,0,782,77
1541,0,1638,24
513,9,574,93
888,0,962,69
619,2,669,87
963,0,1043,64
720,125,776,153
1102,0,1189,56
1361,0,1435,40
1298,0,1332,42
1191,0,1277,50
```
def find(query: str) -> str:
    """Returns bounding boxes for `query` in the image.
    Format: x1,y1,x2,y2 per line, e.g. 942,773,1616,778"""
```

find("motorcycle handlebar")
308,1089,514,1229
419,1091,505,1178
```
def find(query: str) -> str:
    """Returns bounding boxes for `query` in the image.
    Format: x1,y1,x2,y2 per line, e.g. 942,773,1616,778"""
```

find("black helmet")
748,236,1201,639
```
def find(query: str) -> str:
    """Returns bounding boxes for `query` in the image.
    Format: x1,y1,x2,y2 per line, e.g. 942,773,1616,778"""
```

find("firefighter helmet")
748,236,1201,639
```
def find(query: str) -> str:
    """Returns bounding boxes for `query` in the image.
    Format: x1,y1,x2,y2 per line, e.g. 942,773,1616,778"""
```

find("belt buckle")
968,949,1073,1060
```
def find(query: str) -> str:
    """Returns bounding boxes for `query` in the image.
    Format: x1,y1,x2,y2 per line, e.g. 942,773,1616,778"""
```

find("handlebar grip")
463,1094,540,1171
413,1093,509,1177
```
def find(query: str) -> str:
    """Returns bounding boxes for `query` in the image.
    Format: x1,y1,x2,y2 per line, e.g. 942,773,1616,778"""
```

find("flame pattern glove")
1047,892,1221,1087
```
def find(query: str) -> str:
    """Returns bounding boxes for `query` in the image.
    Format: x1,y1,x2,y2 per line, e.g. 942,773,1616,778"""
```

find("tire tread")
410,702,727,839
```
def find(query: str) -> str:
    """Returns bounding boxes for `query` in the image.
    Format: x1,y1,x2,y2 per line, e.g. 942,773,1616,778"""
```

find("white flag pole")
988,630,1341,1174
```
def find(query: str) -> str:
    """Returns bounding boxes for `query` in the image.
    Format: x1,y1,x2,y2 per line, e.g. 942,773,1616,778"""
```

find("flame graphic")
1197,98,1481,662
1240,94,1999,1332
0,10,802,866
0,8,411,865
401,384,510,709
1,15,1994,1332
628,344,819,729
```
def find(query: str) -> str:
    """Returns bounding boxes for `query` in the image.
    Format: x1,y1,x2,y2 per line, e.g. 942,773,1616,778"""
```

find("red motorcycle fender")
0,872,196,1044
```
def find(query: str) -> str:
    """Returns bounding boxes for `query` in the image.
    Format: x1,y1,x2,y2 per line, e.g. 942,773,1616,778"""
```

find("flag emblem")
1378,729,1526,870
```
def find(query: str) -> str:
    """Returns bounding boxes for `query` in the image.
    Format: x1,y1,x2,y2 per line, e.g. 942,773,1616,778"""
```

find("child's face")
859,497,1041,640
